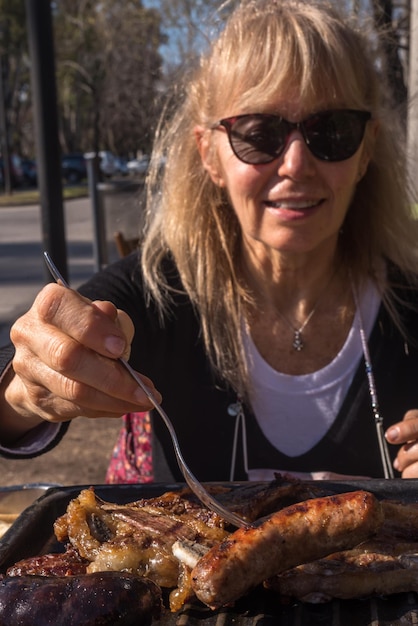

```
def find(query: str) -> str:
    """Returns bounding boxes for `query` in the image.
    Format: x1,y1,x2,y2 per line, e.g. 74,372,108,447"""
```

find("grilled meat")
5,479,418,615
191,490,384,609
266,539,418,603
380,500,418,540
0,572,161,626
214,473,330,521
53,487,228,591
7,547,87,577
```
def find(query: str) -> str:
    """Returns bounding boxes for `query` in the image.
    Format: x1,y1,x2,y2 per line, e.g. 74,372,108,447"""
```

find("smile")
264,199,322,210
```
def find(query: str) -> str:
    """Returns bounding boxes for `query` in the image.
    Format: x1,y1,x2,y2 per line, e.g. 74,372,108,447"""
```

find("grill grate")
158,592,418,626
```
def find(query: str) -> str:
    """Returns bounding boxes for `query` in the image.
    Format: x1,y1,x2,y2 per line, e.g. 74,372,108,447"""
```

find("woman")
1,0,418,482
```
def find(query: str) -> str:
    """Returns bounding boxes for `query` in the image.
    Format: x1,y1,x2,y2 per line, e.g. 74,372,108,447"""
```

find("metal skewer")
43,251,247,528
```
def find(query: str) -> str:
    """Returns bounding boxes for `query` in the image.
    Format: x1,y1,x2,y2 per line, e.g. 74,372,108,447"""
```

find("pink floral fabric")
106,412,154,483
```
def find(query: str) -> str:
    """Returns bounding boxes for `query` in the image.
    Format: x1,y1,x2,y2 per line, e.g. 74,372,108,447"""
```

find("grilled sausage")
265,540,418,603
0,571,161,625
191,490,383,608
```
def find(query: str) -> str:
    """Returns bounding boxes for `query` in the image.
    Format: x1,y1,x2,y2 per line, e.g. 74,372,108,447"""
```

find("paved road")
0,199,93,345
0,184,142,346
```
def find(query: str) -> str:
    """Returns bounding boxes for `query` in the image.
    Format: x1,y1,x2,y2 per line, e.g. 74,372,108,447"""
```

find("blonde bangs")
200,1,377,119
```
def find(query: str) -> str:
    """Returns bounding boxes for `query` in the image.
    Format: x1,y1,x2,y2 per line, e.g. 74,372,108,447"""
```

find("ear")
194,125,226,187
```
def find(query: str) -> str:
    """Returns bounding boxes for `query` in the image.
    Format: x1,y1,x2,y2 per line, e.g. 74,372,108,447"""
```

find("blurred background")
0,0,416,194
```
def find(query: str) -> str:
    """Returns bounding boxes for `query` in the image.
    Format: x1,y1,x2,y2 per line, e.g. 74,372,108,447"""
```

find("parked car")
0,154,24,189
99,151,118,178
62,153,87,184
127,155,150,176
20,158,37,187
114,156,129,176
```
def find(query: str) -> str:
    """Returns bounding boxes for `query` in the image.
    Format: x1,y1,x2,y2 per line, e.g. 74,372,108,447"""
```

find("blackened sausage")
0,571,161,625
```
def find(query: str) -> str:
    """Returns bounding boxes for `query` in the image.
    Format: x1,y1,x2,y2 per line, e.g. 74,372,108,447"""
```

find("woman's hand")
2,283,160,440
385,410,418,477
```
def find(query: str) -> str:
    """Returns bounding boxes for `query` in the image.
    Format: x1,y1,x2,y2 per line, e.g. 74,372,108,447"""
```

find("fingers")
385,410,418,477
8,284,161,425
91,302,135,361
385,410,418,446
7,361,158,423
32,284,128,358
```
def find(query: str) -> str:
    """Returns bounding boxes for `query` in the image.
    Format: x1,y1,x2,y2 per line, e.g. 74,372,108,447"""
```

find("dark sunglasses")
211,109,372,164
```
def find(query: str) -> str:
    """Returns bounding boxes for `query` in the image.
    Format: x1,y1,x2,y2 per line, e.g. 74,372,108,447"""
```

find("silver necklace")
275,269,337,351
286,308,316,351
228,278,394,480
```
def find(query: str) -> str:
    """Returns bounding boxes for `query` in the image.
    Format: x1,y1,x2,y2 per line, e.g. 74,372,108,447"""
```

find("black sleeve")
0,341,71,459
0,344,15,378
77,252,146,326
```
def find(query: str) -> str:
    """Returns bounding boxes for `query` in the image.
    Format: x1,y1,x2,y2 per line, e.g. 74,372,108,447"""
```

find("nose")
277,131,316,180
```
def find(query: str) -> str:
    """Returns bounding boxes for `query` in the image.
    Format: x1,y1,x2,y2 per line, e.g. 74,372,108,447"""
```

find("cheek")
326,161,362,205
220,159,265,199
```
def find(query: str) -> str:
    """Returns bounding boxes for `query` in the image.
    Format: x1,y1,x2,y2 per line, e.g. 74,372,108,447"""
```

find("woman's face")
198,100,373,264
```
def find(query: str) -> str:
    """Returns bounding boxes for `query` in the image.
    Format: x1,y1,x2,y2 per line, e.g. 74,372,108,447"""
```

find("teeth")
266,200,318,209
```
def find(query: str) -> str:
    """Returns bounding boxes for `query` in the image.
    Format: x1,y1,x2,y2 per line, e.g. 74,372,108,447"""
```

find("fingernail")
393,457,400,470
105,335,125,356
385,426,400,442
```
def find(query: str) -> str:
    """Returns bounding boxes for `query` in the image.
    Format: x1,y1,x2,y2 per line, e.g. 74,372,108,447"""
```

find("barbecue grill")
0,481,417,626
171,592,418,625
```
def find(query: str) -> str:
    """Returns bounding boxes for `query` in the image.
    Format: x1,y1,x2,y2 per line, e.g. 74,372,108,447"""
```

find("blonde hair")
141,0,418,398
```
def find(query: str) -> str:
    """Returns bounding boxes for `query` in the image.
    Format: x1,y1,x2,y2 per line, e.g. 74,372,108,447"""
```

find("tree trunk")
373,0,408,106
408,0,418,201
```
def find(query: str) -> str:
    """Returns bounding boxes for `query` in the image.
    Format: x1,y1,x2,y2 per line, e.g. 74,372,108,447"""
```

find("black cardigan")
3,253,418,480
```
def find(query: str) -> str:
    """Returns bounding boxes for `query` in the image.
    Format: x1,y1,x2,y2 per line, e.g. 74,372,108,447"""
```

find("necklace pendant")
293,330,304,351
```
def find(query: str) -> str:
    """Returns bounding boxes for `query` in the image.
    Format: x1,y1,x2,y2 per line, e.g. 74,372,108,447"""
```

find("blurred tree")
149,0,236,73
0,0,31,158
0,0,414,172
53,0,165,156
152,0,410,105
407,0,417,198
371,0,409,106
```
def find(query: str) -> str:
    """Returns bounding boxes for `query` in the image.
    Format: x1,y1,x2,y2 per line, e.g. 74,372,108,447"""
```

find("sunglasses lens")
304,110,369,161
222,110,370,164
226,115,287,164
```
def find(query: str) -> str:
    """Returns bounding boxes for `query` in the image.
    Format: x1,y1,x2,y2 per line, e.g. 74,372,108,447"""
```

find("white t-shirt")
242,281,381,480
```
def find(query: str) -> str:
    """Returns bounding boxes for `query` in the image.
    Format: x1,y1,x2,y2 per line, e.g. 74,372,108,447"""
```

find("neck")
241,246,344,320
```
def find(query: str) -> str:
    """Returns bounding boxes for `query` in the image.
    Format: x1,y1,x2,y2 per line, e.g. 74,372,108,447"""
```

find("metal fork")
43,252,247,528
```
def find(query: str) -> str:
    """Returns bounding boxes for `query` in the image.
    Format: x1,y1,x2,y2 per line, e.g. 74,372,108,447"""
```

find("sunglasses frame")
211,109,372,164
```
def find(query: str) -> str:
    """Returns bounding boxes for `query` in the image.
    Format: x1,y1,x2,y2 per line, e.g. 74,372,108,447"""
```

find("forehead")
225,86,345,122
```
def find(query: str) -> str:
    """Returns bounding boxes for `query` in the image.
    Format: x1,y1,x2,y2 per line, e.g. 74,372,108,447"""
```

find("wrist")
0,366,44,445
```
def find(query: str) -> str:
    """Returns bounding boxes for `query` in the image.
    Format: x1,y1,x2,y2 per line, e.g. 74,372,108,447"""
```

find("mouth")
264,199,323,210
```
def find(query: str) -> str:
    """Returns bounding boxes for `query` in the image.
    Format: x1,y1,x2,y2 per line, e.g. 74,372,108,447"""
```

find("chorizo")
191,490,383,608
0,571,161,625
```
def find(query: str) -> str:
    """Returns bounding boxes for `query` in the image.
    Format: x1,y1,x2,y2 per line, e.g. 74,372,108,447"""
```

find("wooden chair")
114,231,139,257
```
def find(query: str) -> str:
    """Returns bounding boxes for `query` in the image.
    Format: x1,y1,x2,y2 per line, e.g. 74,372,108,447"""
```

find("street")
0,186,143,486
0,183,143,346
0,198,94,346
